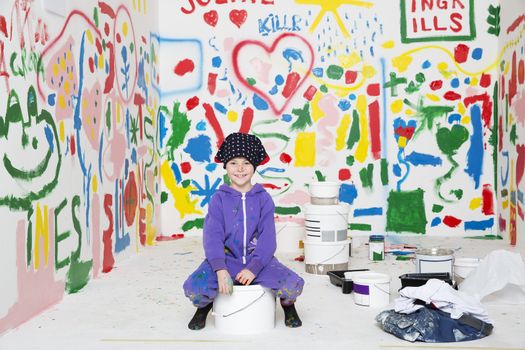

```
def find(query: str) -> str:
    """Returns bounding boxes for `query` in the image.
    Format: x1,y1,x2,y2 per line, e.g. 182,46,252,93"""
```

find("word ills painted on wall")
401,0,476,42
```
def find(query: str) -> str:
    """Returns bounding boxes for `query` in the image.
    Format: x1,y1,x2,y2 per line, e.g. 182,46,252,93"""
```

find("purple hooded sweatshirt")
204,183,276,276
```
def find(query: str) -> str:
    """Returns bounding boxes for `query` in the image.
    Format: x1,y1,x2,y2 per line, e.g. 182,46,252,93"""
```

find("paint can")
304,240,350,275
275,223,304,254
454,258,481,284
415,248,454,275
352,272,390,308
212,285,275,334
308,181,341,205
368,235,385,261
304,203,349,242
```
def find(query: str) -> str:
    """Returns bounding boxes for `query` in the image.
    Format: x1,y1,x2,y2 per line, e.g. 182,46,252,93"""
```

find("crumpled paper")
459,250,525,304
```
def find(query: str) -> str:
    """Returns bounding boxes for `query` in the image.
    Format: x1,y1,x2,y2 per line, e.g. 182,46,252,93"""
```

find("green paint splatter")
162,101,191,161
223,174,231,186
435,124,469,202
450,189,463,200
246,77,256,86
275,206,301,215
326,65,344,80
346,155,355,166
290,103,312,132
404,98,455,135
182,218,205,231
161,192,168,203
396,256,412,261
432,204,444,213
492,83,499,193
359,164,374,189
466,235,503,240
320,85,328,93
487,4,501,36
315,170,326,181
380,159,389,185
510,124,517,145
181,179,191,188
346,110,360,150
105,102,111,133
386,189,427,234
93,8,99,27
65,256,93,294
348,223,372,231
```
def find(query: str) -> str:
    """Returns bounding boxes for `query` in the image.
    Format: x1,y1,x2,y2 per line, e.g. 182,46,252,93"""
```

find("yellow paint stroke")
295,0,374,38
311,92,324,122
390,99,403,113
336,113,351,151
58,94,66,110
426,94,440,102
354,95,369,163
458,102,466,115
461,116,471,125
98,54,104,69
160,161,202,218
92,174,98,193
116,102,121,124
398,136,407,148
34,204,49,270
502,199,509,209
227,110,238,122
382,40,395,49
294,132,316,167
391,23,525,77
146,203,157,246
469,197,482,210
122,22,129,38
361,64,377,79
86,29,93,45
338,52,361,68
59,121,65,142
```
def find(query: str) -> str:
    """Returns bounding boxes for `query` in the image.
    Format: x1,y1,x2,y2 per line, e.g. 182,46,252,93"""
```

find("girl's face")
225,157,254,192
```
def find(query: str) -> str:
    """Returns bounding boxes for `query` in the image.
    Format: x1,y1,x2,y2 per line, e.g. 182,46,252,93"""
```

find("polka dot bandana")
215,132,269,168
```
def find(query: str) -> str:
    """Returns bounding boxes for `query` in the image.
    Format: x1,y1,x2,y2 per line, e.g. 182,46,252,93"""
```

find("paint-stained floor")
1,234,524,350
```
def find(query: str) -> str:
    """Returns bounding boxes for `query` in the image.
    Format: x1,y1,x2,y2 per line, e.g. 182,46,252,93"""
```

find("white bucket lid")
231,285,265,292
353,272,390,284
304,203,350,215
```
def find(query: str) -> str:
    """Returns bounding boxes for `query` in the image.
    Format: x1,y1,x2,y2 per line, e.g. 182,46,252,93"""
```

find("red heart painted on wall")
203,10,218,27
229,9,247,28
232,33,314,115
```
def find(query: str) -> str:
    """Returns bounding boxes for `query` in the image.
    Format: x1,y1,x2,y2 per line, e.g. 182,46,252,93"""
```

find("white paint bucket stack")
304,181,350,275
212,285,275,334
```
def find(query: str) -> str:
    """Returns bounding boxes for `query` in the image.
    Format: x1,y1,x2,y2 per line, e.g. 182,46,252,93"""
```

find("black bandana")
215,132,269,168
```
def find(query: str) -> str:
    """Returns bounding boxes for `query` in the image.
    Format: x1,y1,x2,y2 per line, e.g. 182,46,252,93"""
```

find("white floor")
1,235,525,350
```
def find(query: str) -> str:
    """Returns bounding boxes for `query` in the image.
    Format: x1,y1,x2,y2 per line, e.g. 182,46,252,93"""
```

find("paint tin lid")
369,235,384,242
353,272,390,284
416,248,454,256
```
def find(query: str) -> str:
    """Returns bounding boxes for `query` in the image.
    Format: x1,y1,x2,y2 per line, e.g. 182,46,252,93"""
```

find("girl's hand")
235,269,255,285
217,269,233,295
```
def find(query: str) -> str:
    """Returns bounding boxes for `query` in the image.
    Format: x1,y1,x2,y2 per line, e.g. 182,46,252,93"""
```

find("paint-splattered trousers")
183,257,304,308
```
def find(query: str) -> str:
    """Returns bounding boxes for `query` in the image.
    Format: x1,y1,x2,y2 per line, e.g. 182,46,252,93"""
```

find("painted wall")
0,0,161,332
497,0,525,249
158,0,518,240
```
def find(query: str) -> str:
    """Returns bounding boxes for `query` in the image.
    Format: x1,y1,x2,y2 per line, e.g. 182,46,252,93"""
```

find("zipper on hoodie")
241,193,247,264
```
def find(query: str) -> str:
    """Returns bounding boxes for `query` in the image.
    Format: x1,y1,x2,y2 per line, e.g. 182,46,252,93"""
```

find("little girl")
183,132,304,330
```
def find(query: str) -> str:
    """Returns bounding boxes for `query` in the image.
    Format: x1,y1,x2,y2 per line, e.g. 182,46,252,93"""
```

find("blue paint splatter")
282,48,304,72
312,67,324,77
464,218,494,231
448,113,462,124
353,207,382,217
393,164,402,176
431,217,441,227
259,167,285,175
205,163,218,172
159,110,168,148
214,102,228,114
184,135,212,162
253,94,269,110
422,60,431,69
348,94,356,100
282,114,292,122
44,125,55,152
451,78,460,88
196,120,207,131
191,175,222,207
171,163,182,183
464,77,471,84
212,56,222,68
340,183,358,205
275,75,284,85
472,48,483,60
338,100,351,111
405,151,442,166
131,148,137,164
465,105,483,189
47,94,56,106
269,85,278,95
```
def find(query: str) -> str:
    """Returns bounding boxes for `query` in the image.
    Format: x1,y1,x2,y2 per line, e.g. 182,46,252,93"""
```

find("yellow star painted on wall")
296,0,374,38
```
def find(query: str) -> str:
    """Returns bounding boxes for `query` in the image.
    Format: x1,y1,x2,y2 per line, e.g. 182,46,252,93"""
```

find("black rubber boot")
188,303,213,330
281,302,302,328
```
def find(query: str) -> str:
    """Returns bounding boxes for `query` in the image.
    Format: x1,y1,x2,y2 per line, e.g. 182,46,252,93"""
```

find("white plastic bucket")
212,285,275,334
415,248,454,275
275,223,304,254
308,181,341,199
352,272,390,308
304,240,350,275
304,203,349,242
454,258,481,283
